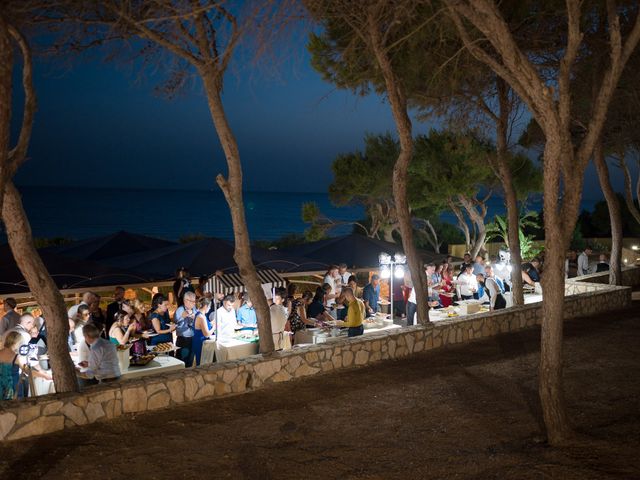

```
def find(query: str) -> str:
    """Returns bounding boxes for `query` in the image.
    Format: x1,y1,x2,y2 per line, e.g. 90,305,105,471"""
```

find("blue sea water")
11,186,604,243
14,186,365,242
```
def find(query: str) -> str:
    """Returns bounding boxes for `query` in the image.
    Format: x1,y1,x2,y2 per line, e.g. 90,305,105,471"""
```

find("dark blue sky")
12,42,633,201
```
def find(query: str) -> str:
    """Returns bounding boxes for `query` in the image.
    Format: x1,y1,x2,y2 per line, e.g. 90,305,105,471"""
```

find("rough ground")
1,305,639,480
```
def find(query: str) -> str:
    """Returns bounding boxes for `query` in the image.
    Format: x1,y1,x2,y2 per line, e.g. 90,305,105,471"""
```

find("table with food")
200,329,260,365
294,313,400,345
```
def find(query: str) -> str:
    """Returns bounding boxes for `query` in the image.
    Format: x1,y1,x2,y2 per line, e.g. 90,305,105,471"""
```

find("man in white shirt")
323,266,340,308
270,291,290,350
577,246,592,276
79,323,121,383
215,294,239,341
67,291,98,321
338,263,352,285
456,264,478,300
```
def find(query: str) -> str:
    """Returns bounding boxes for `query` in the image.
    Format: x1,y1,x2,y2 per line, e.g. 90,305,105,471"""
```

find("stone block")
342,350,354,367
42,401,63,417
331,354,342,369
72,396,88,408
223,367,239,385
8,415,64,441
147,391,171,410
87,390,115,405
355,350,369,366
215,381,232,395
305,351,319,364
17,405,41,424
166,378,185,404
321,360,333,372
0,412,17,440
254,359,282,381
270,369,292,383
146,382,167,398
122,385,148,413
62,402,88,426
85,402,105,423
184,376,199,401
194,383,215,400
295,363,320,377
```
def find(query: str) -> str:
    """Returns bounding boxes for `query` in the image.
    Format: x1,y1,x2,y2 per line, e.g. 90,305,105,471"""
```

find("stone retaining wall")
575,266,640,287
0,281,633,442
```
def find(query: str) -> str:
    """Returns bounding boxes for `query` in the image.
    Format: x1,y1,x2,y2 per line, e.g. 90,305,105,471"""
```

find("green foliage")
253,233,307,250
301,202,328,241
570,224,586,251
486,211,543,260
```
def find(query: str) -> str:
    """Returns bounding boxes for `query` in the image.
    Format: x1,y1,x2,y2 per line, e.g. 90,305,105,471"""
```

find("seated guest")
0,331,51,399
148,293,176,345
337,287,365,337
174,291,197,367
522,258,541,286
270,290,291,351
362,275,380,317
237,295,258,327
193,297,214,366
472,255,485,275
215,294,239,342
596,253,610,273
78,324,121,384
455,264,478,300
289,291,316,338
476,273,506,311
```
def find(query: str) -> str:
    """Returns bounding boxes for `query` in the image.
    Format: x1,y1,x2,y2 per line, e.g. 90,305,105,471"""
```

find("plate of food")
130,354,155,367
150,342,174,353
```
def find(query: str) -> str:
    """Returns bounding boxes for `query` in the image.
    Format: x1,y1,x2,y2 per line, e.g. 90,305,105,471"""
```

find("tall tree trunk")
450,200,471,253
2,182,79,392
495,77,524,305
458,195,487,258
0,17,12,217
368,15,429,324
620,156,640,225
594,141,623,285
201,74,274,353
539,138,573,445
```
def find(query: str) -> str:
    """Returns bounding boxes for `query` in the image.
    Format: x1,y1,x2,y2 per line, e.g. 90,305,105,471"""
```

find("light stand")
379,252,407,322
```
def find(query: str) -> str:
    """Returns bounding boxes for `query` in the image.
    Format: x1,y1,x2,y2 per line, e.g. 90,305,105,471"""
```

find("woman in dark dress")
288,291,315,336
148,294,176,346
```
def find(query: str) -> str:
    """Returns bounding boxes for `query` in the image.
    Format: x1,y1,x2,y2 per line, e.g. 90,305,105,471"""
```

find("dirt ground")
1,304,639,480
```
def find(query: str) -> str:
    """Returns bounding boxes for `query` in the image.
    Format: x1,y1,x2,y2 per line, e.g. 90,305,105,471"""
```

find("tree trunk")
368,16,429,324
458,195,487,258
594,141,623,285
450,200,471,253
2,182,79,392
423,220,441,253
495,77,524,305
201,74,274,353
620,156,640,225
0,18,12,217
539,138,573,445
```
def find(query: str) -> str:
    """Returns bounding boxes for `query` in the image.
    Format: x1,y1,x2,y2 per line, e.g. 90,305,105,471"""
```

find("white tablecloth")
31,355,185,396
201,338,259,364
295,324,401,344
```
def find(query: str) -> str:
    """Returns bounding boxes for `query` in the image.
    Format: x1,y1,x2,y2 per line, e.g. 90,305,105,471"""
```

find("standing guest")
337,287,365,337
338,263,352,286
0,331,51,399
237,295,258,327
486,265,505,293
78,324,121,384
307,287,328,320
460,253,473,272
215,294,239,342
193,297,214,366
362,274,380,317
106,286,125,334
89,294,106,337
288,291,316,337
322,265,340,308
67,292,98,322
174,291,197,367
577,246,592,276
405,273,418,326
131,299,149,332
476,273,507,311
0,298,20,337
173,267,195,307
195,275,211,299
439,264,455,307
455,264,478,300
109,311,137,346
522,258,542,286
4,314,38,346
270,290,290,351
472,255,485,275
148,294,176,346
596,253,610,272
565,250,579,278
70,305,92,349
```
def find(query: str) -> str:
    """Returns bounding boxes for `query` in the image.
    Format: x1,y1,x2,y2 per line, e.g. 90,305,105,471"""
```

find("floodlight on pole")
379,251,406,322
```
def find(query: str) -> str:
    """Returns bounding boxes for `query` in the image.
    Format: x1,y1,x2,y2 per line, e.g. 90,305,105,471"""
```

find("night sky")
11,39,634,200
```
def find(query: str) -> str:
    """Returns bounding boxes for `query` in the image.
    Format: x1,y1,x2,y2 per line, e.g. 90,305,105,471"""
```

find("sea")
11,186,604,243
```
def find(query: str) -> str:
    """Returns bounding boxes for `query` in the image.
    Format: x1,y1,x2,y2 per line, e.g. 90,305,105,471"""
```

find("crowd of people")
0,247,613,400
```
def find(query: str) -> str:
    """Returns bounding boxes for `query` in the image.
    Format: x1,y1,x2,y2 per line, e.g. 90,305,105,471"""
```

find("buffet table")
294,323,401,345
31,354,185,397
200,337,260,365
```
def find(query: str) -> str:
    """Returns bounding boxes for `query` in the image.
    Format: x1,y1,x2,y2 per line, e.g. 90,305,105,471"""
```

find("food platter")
130,354,155,367
149,342,175,354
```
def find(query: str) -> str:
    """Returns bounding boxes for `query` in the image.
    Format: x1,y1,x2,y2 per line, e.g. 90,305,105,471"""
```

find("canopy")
0,244,153,295
48,230,176,262
207,269,286,295
282,234,444,270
